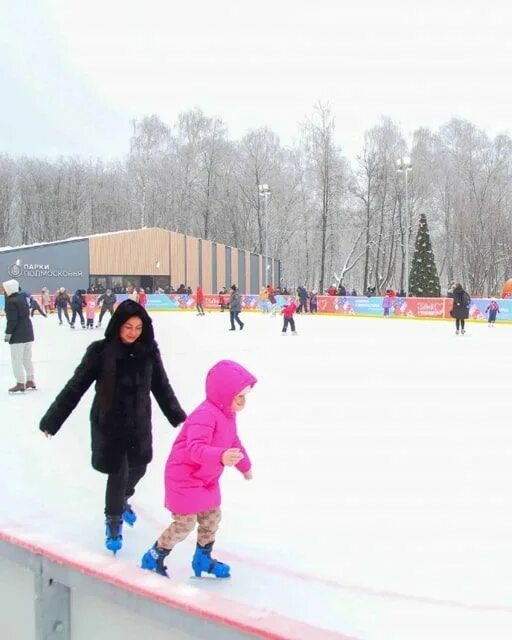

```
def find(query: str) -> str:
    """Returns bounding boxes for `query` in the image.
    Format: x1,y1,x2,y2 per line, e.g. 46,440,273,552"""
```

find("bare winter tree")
300,103,346,293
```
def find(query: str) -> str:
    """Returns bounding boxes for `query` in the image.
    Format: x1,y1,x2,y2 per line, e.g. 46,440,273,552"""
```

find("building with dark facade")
0,228,280,295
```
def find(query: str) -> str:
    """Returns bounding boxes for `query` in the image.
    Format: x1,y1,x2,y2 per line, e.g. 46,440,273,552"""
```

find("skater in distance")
39,299,187,553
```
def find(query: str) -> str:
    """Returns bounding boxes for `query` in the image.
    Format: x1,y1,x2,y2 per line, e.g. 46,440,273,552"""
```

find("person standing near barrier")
228,284,244,331
41,287,51,314
309,291,318,313
39,300,187,554
2,278,36,393
451,283,470,335
138,288,147,309
485,298,500,328
196,286,205,316
96,289,117,328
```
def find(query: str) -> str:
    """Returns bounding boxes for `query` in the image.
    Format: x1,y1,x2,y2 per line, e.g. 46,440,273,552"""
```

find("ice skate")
122,501,137,527
25,380,36,391
141,543,170,577
292,331,298,336
8,383,25,394
105,516,123,554
192,542,230,578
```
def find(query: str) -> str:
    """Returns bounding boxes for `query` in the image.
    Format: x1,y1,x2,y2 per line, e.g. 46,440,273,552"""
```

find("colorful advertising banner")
2,292,512,322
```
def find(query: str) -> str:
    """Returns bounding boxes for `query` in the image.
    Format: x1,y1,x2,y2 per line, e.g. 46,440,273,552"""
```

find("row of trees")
1,105,511,295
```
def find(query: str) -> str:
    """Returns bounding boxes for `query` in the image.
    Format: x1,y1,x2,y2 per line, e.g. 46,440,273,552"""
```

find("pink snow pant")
157,507,221,551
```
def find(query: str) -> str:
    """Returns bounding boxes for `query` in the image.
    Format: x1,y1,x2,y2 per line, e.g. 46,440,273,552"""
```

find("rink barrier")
0,525,357,640
2,294,512,323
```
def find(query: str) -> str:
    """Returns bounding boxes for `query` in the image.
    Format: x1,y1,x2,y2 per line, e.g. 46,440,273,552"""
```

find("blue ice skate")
105,516,123,554
141,543,170,578
192,542,230,578
122,502,137,527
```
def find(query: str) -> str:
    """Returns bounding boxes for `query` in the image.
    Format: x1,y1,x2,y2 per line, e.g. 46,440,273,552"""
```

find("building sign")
0,239,89,292
7,262,84,278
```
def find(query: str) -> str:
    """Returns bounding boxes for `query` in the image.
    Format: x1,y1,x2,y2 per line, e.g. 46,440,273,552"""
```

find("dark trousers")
71,308,85,326
99,305,114,324
230,311,243,329
57,306,70,323
105,454,147,516
455,318,465,331
196,303,204,314
282,317,296,332
31,304,47,317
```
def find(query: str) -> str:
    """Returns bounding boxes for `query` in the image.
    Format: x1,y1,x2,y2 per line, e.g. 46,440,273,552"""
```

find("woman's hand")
243,470,253,480
42,431,52,439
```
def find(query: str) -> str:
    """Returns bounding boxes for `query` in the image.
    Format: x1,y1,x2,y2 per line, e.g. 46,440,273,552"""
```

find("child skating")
85,298,96,328
485,298,500,327
141,359,256,578
281,299,298,335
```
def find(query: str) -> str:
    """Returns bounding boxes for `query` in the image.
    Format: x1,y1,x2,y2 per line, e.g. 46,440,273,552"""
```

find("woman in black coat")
40,300,186,553
451,283,470,335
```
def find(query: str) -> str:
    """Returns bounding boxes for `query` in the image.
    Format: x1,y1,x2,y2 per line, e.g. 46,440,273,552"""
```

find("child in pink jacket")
85,299,96,329
141,359,257,578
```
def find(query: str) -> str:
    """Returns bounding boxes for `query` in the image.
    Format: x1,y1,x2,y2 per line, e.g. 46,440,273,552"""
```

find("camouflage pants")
157,507,221,551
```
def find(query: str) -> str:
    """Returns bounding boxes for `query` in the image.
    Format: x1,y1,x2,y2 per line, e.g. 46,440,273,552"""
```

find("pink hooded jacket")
164,360,257,515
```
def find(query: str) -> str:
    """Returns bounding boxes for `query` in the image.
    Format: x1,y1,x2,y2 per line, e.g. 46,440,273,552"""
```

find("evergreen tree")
409,213,441,297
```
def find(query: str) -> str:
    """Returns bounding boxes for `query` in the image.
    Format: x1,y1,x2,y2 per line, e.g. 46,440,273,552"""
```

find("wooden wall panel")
201,240,212,293
244,251,250,293
216,244,225,292
169,232,186,287
186,236,199,288
89,228,170,275
231,248,238,287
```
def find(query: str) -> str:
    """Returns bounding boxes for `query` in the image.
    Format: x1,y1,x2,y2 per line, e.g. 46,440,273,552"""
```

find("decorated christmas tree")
408,214,441,297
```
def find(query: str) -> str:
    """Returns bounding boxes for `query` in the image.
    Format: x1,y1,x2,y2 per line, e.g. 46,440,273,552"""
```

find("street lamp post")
258,183,271,285
396,157,412,295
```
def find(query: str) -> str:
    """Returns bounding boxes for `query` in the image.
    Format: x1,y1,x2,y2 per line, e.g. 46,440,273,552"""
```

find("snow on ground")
1,310,512,639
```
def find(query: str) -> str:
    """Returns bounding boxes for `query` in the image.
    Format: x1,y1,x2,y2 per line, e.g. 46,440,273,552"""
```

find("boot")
141,542,170,577
192,542,230,578
25,381,36,390
122,501,137,526
8,383,25,393
105,515,123,554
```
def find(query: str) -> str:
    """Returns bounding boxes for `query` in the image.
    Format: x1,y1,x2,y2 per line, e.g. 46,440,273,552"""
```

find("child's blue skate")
122,502,137,527
141,543,170,578
105,516,123,554
192,542,230,578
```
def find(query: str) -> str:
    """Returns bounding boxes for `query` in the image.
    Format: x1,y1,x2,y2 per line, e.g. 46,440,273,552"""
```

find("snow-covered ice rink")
2,310,512,640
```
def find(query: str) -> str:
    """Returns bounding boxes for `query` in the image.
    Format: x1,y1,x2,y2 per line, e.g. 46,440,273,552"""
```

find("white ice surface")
1,312,512,639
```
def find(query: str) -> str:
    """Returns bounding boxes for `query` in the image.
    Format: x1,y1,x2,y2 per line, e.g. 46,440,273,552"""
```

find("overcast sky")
2,0,512,161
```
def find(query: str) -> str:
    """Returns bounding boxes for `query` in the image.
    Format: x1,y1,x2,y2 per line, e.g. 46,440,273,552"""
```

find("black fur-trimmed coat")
40,338,186,473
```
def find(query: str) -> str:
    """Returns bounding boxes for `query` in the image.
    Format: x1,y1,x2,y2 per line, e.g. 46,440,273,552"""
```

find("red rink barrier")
0,526,358,640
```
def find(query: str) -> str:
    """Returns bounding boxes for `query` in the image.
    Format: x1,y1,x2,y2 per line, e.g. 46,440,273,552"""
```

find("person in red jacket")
281,299,298,336
138,288,147,308
196,286,205,316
